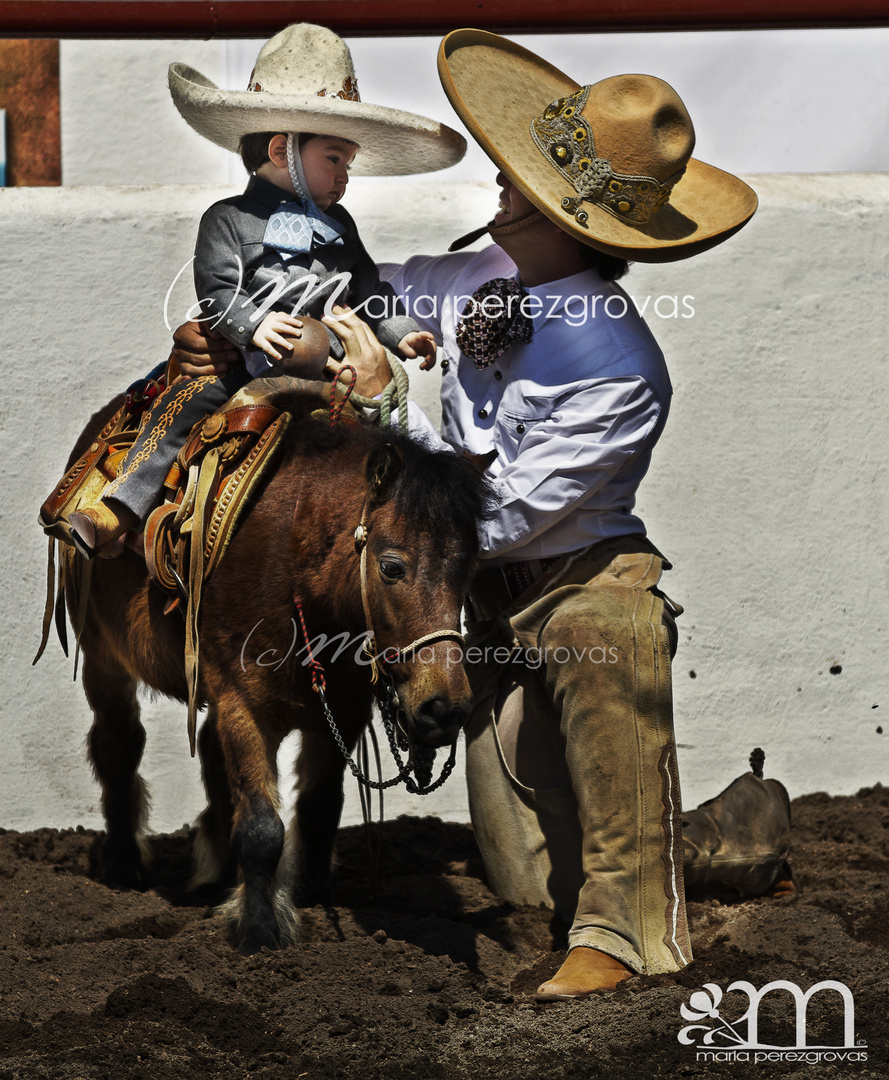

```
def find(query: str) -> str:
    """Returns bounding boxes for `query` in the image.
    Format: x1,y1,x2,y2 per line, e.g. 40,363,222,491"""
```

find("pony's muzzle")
411,694,471,749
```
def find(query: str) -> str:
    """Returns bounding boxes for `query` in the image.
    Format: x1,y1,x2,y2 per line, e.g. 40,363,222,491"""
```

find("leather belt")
500,557,561,600
468,556,561,622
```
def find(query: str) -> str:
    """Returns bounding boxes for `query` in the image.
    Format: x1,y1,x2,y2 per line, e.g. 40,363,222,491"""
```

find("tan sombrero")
438,29,757,262
169,23,466,176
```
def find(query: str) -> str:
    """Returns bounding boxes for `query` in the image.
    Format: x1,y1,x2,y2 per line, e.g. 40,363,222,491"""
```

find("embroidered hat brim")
438,29,757,262
169,55,465,176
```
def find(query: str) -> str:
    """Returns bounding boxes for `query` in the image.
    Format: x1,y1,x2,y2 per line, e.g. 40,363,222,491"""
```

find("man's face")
300,136,359,210
493,171,537,225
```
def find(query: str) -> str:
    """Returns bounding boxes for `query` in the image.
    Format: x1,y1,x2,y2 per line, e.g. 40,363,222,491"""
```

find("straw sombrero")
169,23,466,176
438,29,757,262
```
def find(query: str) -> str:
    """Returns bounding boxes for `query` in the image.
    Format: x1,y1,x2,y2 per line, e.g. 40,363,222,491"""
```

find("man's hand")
171,321,242,379
323,305,392,398
398,330,438,371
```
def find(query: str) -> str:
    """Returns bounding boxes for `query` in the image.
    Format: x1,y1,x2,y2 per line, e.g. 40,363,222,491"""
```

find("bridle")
294,480,466,794
352,494,465,684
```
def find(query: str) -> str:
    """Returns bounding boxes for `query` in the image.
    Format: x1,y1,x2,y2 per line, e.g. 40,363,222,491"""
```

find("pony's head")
358,435,489,754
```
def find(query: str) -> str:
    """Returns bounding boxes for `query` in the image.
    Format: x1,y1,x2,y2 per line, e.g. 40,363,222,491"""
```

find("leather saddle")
39,372,360,606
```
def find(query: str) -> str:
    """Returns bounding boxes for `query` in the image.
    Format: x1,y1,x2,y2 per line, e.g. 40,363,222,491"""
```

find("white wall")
59,29,889,187
1,174,887,835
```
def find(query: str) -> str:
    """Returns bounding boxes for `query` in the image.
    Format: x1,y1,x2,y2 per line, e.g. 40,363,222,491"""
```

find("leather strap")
185,446,222,756
179,404,282,470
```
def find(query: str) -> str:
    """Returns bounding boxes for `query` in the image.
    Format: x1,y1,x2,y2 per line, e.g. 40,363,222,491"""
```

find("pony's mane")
388,432,490,554
276,399,490,553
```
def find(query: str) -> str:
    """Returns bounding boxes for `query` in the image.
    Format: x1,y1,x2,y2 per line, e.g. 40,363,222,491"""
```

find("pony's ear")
366,442,403,504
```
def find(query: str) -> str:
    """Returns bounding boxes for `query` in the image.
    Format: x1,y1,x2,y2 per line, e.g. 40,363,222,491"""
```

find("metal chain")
312,675,457,794
314,677,413,790
378,686,458,795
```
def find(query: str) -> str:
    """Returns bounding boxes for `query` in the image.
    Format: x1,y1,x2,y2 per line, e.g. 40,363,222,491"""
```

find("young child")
198,128,436,376
69,23,465,557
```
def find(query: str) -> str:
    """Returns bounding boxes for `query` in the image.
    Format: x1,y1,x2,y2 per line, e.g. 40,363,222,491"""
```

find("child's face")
300,136,358,210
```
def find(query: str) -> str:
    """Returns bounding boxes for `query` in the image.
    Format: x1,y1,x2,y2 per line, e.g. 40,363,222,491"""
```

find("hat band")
530,86,683,228
246,72,361,102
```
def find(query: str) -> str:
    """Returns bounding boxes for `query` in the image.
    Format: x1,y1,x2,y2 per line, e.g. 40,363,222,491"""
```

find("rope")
292,594,327,694
328,364,357,427
347,351,410,433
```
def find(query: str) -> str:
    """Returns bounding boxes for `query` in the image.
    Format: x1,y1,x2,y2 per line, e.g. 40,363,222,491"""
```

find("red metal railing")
1,0,887,39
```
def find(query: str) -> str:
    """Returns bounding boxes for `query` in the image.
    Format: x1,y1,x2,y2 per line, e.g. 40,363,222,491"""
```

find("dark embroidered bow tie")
455,278,533,367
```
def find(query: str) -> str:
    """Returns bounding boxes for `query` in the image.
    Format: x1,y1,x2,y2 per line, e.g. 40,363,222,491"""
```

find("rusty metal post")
0,39,61,185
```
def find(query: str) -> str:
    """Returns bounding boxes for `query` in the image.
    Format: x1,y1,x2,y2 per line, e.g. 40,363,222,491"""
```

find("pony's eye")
379,558,405,581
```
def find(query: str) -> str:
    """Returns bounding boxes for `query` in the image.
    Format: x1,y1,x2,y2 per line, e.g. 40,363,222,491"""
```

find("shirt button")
516,423,526,434
478,409,488,419
441,359,450,372
494,370,503,380
238,326,245,332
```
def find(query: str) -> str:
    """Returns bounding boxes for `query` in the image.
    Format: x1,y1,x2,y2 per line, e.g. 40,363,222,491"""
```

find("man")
174,29,762,999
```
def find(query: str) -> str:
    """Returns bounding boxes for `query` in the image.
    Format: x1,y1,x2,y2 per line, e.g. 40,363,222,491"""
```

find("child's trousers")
104,367,251,521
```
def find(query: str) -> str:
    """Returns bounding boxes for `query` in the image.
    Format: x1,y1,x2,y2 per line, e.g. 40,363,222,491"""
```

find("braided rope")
328,364,357,427
347,351,409,433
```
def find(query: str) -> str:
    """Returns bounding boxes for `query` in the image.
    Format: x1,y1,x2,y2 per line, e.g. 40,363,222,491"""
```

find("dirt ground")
1,785,887,1080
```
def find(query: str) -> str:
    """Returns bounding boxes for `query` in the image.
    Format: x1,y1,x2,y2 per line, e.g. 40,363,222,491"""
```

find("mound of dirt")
1,787,887,1078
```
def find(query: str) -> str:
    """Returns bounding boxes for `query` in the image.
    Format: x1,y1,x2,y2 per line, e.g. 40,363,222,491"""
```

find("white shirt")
383,246,672,564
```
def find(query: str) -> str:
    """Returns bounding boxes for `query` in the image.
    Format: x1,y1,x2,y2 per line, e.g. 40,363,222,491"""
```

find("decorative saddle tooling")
36,368,364,752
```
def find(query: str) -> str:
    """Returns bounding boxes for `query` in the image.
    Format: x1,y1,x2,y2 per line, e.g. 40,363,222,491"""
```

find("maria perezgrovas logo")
678,980,868,1065
163,258,695,332
239,621,618,673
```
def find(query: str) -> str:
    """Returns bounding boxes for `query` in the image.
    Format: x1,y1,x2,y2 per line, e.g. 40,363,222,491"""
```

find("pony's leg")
289,728,351,907
190,705,236,891
83,647,148,889
216,692,295,955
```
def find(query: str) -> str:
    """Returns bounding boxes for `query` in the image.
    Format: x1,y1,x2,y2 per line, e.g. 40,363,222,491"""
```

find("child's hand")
252,311,304,361
398,330,438,371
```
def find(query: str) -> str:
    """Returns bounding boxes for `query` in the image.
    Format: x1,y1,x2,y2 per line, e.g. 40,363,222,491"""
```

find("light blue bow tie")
263,198,345,255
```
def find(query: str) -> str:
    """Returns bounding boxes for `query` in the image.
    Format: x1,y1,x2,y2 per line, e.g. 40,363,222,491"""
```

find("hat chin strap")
448,208,545,253
286,133,310,200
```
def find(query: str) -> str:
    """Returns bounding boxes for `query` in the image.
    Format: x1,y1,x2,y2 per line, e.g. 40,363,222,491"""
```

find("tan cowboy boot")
69,501,138,560
682,748,795,899
535,947,633,1002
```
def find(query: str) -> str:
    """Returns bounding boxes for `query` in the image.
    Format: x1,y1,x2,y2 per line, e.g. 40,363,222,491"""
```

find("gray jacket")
193,175,417,358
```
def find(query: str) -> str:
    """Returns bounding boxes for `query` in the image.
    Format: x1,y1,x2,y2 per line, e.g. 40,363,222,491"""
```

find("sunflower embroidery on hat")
530,87,683,227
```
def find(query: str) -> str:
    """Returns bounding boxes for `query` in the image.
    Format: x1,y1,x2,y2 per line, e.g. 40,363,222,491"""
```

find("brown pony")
62,391,487,955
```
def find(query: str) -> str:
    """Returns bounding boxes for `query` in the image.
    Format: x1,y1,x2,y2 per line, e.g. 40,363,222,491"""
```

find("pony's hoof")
238,928,281,957
99,861,147,891
97,837,147,890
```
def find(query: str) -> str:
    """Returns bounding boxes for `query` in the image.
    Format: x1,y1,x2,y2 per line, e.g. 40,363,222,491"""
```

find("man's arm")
170,318,329,380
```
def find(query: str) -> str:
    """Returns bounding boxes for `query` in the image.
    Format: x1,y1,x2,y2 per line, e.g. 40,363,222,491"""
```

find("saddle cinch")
36,367,362,660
